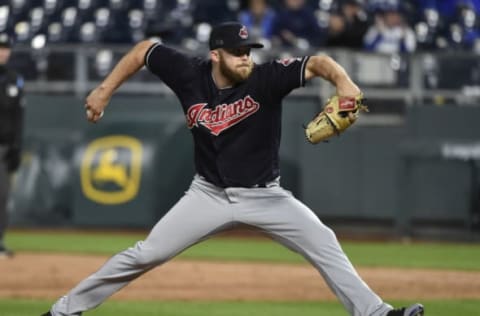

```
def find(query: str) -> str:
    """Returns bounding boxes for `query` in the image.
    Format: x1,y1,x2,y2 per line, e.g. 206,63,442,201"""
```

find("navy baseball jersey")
145,43,309,187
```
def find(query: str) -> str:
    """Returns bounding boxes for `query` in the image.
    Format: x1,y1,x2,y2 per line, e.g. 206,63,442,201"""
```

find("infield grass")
1,299,479,316
5,230,480,270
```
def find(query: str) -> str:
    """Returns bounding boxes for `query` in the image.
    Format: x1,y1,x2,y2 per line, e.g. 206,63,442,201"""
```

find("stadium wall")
9,94,480,238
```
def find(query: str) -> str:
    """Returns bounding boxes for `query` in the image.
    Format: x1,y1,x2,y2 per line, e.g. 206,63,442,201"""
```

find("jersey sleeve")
144,42,198,93
262,56,310,100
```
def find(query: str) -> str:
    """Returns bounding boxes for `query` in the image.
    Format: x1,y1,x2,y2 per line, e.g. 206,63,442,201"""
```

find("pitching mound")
1,253,479,301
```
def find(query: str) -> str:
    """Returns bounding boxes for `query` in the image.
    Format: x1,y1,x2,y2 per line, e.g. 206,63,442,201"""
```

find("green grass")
5,230,480,270
6,230,143,255
340,241,480,270
1,299,480,316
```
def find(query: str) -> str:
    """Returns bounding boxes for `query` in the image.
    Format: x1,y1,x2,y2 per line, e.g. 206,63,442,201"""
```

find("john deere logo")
81,135,143,205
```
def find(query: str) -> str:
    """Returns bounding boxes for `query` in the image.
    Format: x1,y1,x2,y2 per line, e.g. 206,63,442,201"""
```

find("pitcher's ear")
210,49,220,62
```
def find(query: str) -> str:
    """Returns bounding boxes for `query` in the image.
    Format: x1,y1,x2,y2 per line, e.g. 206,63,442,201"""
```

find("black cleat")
40,312,52,316
387,303,424,316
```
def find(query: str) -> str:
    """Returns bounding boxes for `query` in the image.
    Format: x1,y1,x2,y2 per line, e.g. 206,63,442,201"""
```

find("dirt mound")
1,253,479,301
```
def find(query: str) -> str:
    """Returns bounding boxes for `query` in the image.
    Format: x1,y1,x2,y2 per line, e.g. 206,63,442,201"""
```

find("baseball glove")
305,94,368,144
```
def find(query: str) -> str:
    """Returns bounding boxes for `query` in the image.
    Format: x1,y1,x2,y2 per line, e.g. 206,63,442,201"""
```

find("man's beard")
219,58,253,84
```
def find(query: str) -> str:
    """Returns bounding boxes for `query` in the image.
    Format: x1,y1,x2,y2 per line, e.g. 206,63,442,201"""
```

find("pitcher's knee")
309,220,337,240
323,225,338,241
129,240,175,266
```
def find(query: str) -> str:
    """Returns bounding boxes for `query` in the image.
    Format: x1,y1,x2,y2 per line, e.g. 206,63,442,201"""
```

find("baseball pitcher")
42,22,424,316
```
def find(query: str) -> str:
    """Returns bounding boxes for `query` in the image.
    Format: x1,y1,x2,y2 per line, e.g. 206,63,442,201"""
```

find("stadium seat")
0,5,9,32
47,21,64,42
78,0,96,11
94,48,114,77
79,21,97,43
29,7,45,34
128,9,145,42
14,20,31,43
44,0,61,17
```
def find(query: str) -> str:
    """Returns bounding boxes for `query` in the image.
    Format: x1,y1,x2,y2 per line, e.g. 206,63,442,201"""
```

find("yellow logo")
81,135,143,204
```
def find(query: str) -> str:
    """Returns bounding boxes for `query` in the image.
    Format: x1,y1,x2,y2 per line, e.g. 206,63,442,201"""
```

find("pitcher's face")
217,47,254,83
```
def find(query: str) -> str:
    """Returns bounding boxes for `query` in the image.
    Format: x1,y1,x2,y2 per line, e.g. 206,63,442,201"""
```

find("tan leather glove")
305,94,368,144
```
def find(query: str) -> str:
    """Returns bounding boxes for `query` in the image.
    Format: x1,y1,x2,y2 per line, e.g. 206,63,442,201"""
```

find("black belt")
199,174,273,188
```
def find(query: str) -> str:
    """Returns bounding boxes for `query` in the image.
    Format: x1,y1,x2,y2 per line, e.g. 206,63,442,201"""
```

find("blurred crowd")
2,0,480,53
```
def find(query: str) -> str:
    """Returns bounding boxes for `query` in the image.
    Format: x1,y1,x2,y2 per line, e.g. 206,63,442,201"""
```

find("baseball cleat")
40,312,52,316
387,303,424,316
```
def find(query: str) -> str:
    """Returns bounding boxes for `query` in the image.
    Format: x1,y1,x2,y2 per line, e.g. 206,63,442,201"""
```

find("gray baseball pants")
51,174,393,316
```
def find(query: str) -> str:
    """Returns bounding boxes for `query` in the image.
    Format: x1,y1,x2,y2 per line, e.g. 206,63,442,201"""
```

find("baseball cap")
209,22,264,50
0,33,12,48
342,0,364,5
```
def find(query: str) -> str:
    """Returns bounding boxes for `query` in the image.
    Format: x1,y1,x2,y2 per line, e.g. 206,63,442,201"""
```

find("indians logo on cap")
239,26,248,39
